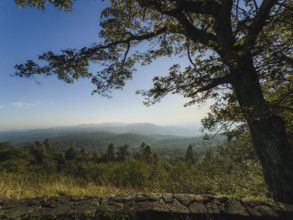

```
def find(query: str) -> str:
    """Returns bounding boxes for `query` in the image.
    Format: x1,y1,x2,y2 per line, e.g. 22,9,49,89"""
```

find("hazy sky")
0,0,212,131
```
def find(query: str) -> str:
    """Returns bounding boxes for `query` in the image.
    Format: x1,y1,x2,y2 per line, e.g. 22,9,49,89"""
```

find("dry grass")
0,172,138,199
0,166,270,202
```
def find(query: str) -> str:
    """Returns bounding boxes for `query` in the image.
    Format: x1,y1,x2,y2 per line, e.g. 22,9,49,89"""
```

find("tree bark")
231,54,293,204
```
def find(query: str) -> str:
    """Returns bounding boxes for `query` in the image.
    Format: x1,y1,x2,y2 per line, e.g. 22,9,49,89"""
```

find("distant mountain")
0,122,226,158
72,122,199,137
0,122,200,145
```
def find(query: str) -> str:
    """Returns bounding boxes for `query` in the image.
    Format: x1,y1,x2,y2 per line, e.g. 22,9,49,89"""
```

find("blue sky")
0,0,211,131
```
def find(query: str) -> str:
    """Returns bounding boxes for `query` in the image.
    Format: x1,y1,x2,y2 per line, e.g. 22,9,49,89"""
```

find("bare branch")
120,42,130,70
253,0,259,11
186,38,196,67
236,0,240,21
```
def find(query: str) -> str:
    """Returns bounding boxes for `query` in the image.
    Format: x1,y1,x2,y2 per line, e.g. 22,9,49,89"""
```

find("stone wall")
1,194,293,219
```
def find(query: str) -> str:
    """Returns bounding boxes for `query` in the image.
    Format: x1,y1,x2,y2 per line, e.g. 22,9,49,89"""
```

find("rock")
241,197,267,207
133,200,153,212
68,196,98,214
135,193,148,202
122,194,136,210
174,194,194,206
193,195,210,203
277,202,293,212
255,205,279,217
188,202,207,214
166,198,190,213
145,193,162,201
0,194,293,219
162,193,173,203
205,197,225,215
152,199,170,212
246,206,262,217
120,194,136,202
99,194,115,203
223,199,249,216
111,194,126,203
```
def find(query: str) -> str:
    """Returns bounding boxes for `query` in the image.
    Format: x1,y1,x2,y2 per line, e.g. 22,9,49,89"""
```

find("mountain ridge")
0,122,200,145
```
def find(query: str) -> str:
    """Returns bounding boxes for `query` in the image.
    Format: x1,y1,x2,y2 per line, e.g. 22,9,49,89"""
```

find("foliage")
135,142,154,164
14,0,75,11
184,144,196,164
13,0,293,123
117,144,131,161
10,0,293,203
0,134,268,200
102,143,118,162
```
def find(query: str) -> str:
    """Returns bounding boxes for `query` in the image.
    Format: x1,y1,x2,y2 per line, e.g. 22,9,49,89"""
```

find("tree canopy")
14,0,293,130
13,0,293,203
15,0,75,11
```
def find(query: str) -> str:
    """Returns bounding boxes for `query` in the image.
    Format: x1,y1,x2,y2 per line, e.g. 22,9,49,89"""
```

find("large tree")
14,0,293,203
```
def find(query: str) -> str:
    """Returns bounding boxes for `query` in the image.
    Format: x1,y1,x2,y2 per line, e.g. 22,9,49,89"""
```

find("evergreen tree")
136,143,154,164
30,141,48,164
43,139,53,153
135,142,146,160
65,147,77,161
53,152,65,172
92,150,101,162
102,143,118,162
144,145,154,164
204,148,213,163
117,144,131,161
77,147,91,161
153,152,160,164
185,145,195,164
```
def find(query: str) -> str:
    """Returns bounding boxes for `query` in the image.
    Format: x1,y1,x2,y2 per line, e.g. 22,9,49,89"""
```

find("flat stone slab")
0,194,293,219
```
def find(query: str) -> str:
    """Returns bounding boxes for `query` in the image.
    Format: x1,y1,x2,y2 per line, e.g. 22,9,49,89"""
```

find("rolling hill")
0,122,225,158
0,122,200,144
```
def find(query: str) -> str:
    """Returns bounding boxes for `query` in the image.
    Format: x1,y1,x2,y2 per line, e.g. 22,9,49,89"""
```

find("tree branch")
245,0,278,47
186,38,196,67
253,0,259,11
281,54,293,66
213,0,235,50
138,0,219,15
91,26,170,52
188,75,231,97
174,0,220,15
15,26,175,80
120,42,130,70
138,0,218,48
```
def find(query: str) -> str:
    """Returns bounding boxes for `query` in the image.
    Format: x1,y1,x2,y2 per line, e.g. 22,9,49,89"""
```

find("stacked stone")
0,193,293,219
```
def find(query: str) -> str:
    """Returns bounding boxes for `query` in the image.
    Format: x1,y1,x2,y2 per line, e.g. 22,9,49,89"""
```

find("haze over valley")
0,122,201,143
0,122,226,160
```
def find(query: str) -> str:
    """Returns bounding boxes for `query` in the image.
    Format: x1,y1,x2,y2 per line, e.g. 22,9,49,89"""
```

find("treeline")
0,139,208,174
0,134,268,199
50,134,226,161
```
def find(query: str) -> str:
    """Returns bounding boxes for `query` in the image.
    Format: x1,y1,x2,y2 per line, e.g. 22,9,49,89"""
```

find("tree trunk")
231,54,293,204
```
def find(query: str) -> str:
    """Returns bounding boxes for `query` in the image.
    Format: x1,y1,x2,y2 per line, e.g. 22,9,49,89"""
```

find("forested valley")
0,132,269,202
